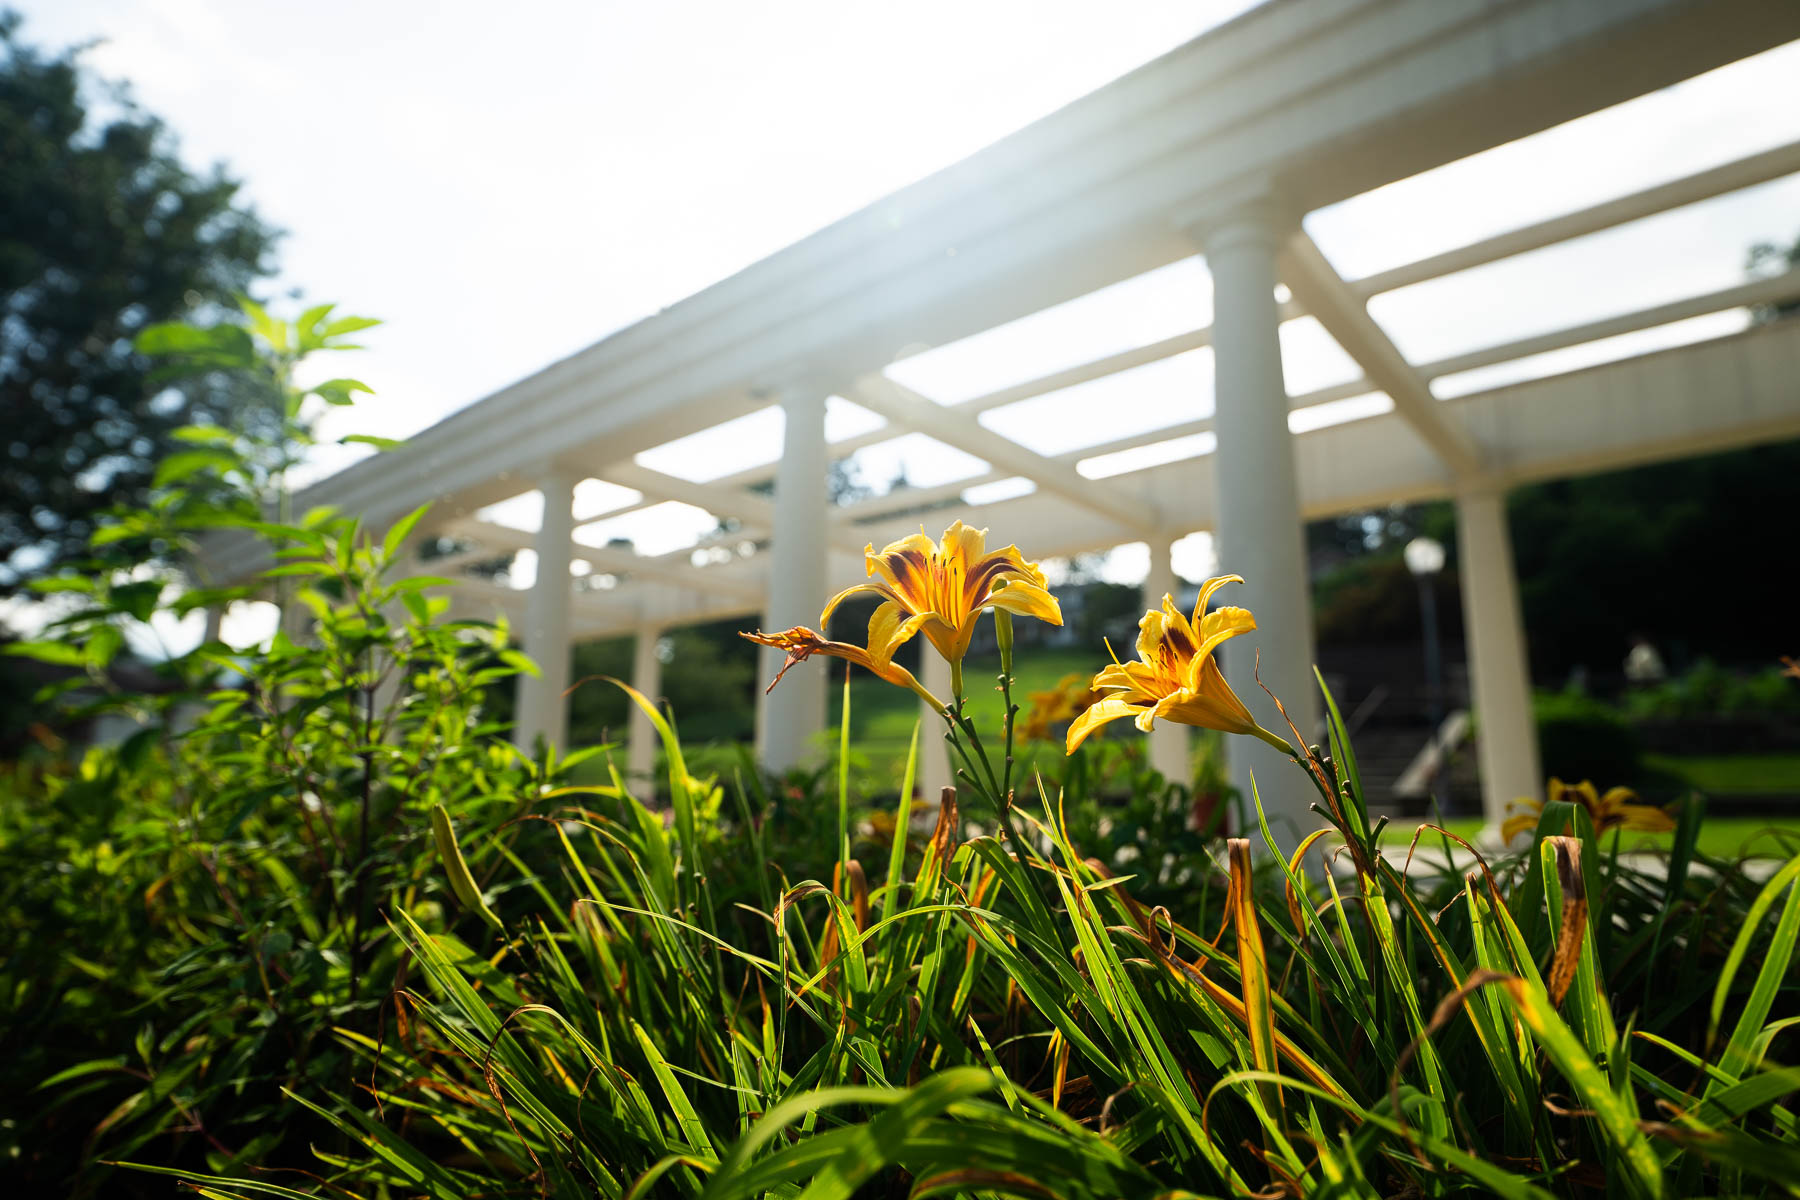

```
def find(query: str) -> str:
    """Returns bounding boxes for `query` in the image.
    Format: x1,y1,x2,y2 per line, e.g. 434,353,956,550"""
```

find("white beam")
438,516,767,602
1278,229,1483,476
599,461,778,526
1422,268,1800,381
850,374,1161,534
1355,138,1800,298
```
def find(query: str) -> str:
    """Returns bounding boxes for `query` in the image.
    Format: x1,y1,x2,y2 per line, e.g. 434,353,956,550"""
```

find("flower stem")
1251,724,1298,758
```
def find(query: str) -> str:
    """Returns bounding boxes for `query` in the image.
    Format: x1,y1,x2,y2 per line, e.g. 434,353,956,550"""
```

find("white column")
1200,199,1318,836
758,389,829,772
514,470,576,751
278,593,310,645
918,649,954,807
1455,488,1542,838
202,604,225,645
1143,541,1191,787
628,626,663,783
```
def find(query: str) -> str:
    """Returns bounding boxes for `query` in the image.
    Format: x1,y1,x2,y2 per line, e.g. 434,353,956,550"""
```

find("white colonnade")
1199,199,1319,836
628,625,664,783
756,389,830,773
918,648,954,806
1142,540,1192,788
1456,490,1543,833
514,469,576,751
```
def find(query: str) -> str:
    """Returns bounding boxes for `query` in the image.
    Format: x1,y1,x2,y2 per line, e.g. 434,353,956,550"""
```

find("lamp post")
1404,536,1448,816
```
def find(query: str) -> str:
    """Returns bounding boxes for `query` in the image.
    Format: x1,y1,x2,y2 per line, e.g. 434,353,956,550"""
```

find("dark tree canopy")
0,10,278,592
1306,439,1800,682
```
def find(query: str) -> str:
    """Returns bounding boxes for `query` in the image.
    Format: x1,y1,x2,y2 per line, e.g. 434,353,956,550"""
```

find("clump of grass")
132,675,1800,1199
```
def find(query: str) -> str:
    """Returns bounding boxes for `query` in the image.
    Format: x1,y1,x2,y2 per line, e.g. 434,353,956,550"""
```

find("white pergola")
207,0,1800,834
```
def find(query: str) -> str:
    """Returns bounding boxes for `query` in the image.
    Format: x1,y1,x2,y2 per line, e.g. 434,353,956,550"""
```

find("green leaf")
108,579,164,623
499,649,540,678
133,322,216,355
1708,854,1800,1086
430,804,503,930
311,378,373,406
28,575,96,596
153,448,240,488
4,640,87,666
383,503,432,561
90,518,148,547
169,425,236,446
137,321,256,368
321,315,381,338
295,302,336,350
339,434,403,452
36,1057,129,1090
1499,974,1665,1198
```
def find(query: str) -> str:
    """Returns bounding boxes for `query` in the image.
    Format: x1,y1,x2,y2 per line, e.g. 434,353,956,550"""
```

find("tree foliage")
0,10,278,592
1308,438,1800,679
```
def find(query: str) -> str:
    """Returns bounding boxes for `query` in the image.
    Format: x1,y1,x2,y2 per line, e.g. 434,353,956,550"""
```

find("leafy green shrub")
1535,686,1644,784
1622,659,1800,721
0,301,565,1194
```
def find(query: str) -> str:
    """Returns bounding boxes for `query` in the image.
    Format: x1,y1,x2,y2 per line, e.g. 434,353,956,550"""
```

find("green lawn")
1399,816,1799,860
817,647,1800,860
1644,752,1800,794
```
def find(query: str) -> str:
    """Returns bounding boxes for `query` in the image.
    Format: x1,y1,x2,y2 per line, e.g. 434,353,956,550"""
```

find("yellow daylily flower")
821,520,1062,672
1502,777,1676,843
1017,673,1102,744
740,626,946,710
1066,575,1292,756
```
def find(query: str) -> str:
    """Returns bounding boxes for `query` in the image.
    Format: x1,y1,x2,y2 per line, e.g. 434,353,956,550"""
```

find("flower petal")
867,601,933,669
866,532,938,609
940,520,987,570
987,578,1063,627
1161,662,1258,735
1066,694,1145,753
1186,605,1257,691
1190,573,1245,625
1135,602,1197,674
822,581,887,628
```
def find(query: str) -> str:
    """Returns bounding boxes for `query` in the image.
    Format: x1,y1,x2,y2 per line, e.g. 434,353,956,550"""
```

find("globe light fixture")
1404,536,1446,577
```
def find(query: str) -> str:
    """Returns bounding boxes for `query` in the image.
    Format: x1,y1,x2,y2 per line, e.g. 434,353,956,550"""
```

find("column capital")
754,370,836,408
1451,475,1512,504
1177,178,1300,256
517,458,582,487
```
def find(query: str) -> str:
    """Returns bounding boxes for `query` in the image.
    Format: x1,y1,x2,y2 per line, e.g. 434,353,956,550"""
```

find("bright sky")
14,1,1800,637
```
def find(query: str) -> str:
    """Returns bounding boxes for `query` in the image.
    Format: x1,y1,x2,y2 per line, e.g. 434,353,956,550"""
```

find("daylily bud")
992,580,1015,677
